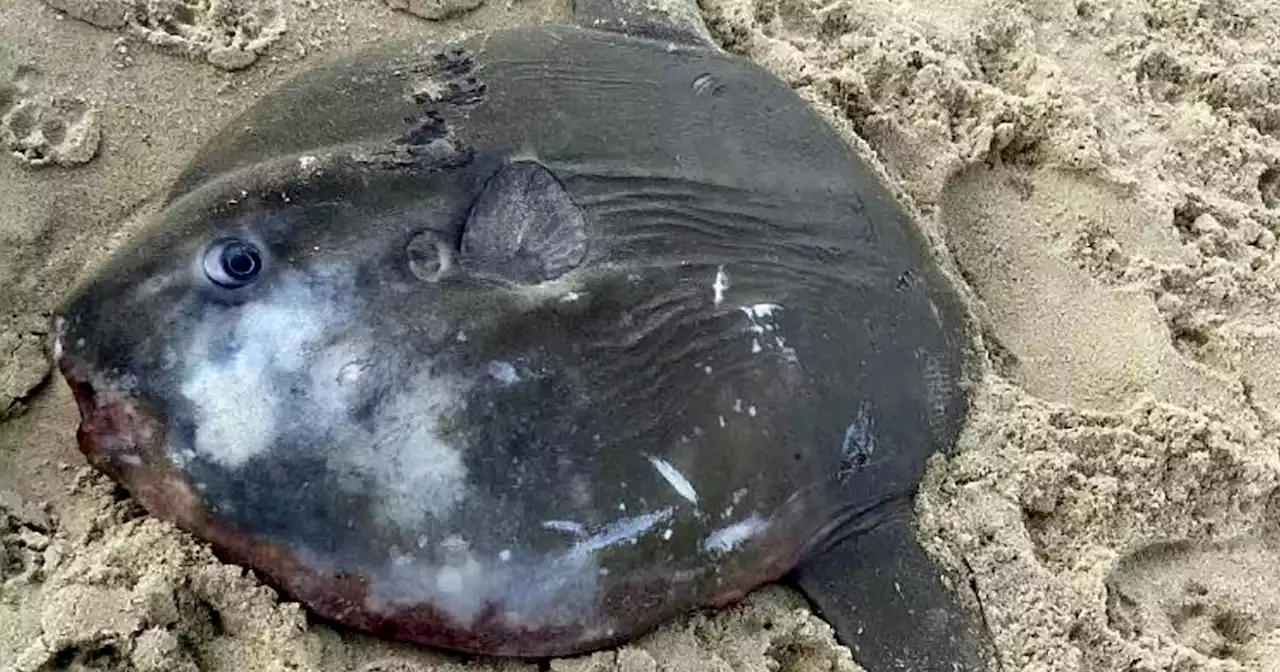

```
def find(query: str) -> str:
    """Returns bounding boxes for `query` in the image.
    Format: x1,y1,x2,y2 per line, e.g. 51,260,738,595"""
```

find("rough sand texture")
3,0,1280,670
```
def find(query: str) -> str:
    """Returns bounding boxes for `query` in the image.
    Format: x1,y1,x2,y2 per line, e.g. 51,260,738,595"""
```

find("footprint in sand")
1106,536,1280,666
41,0,287,71
938,163,1246,414
0,66,101,168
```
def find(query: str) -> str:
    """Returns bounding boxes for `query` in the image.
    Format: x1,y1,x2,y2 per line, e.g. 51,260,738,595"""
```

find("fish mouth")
50,314,215,535
50,316,163,477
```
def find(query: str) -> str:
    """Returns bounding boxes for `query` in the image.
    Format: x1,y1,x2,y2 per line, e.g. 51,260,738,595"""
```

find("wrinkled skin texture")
51,23,978,665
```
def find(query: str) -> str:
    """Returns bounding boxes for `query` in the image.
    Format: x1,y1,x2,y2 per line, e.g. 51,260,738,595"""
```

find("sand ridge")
4,0,1280,670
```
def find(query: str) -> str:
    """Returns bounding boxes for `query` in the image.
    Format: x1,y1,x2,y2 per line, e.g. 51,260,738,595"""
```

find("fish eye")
406,230,455,283
203,238,264,288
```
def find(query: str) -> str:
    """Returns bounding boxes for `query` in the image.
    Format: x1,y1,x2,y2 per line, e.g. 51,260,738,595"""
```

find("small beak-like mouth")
52,319,99,422
49,315,163,475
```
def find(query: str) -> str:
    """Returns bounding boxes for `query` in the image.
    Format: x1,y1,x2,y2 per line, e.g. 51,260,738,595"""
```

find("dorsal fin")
571,0,718,48
459,160,588,284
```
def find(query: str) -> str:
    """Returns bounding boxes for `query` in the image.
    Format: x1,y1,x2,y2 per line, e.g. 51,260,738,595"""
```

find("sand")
2,0,1279,670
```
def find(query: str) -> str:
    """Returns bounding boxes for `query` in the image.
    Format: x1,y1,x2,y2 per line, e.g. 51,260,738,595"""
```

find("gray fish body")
53,23,981,665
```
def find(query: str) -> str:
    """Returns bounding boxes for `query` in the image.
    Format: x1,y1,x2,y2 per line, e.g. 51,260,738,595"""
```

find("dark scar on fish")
359,48,484,170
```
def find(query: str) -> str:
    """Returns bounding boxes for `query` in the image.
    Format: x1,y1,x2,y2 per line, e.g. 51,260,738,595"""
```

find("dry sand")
3,0,1280,670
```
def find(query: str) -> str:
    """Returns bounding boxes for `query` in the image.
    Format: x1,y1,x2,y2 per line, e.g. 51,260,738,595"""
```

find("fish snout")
50,315,166,476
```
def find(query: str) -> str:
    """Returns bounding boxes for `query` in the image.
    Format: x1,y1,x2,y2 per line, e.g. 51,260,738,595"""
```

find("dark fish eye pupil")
222,244,260,279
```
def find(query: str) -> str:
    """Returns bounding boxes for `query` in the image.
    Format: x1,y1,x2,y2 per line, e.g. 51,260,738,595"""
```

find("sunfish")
50,0,995,669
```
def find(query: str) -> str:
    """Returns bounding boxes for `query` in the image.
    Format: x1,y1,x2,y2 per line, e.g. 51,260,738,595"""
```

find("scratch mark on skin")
841,404,877,472
702,515,768,553
712,265,730,306
647,456,698,505
543,520,587,535
544,512,675,557
741,304,797,362
569,508,673,558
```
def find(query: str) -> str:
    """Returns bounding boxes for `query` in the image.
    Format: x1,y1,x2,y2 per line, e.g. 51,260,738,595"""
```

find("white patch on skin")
307,341,372,416
440,534,469,554
436,563,472,594
702,515,769,553
488,360,520,385
180,276,331,468
740,303,798,362
335,369,472,528
367,524,619,627
712,265,730,306
180,266,472,524
280,316,471,530
338,362,363,383
181,356,278,467
648,456,698,505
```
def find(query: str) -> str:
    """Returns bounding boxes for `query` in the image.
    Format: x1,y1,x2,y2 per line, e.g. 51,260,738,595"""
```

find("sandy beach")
4,0,1280,670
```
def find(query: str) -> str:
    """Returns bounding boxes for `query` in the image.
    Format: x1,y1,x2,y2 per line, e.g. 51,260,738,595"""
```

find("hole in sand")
1169,324,1212,359
1260,166,1280,209
1171,199,1206,243
6,102,37,139
1211,611,1255,647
